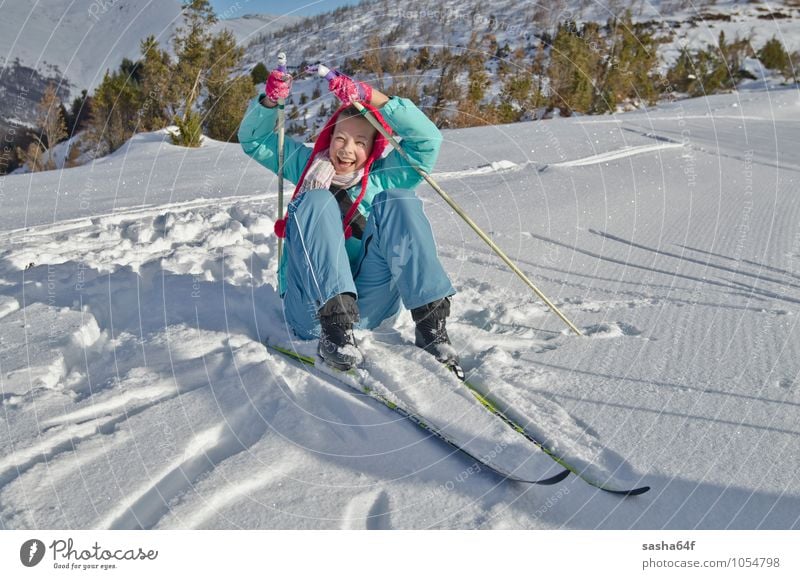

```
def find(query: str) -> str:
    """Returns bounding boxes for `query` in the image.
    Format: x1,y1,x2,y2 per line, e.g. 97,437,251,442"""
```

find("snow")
214,13,304,47
0,1,299,99
0,0,183,96
1,83,800,529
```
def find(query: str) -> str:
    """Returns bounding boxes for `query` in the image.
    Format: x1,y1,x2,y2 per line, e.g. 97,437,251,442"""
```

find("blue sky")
209,0,358,19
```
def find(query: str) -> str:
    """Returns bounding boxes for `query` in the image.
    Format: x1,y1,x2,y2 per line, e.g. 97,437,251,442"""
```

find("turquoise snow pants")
282,188,455,340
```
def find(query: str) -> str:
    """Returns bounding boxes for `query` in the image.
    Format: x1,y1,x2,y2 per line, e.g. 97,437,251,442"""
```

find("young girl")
239,64,460,376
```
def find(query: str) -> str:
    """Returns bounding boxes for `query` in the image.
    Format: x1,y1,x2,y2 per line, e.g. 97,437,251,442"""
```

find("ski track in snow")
429,142,684,180
342,489,392,530
2,86,800,529
543,142,685,170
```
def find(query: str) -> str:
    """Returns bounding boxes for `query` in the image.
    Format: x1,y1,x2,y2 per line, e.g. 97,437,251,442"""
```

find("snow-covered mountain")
0,0,184,141
215,13,303,48
0,1,300,174
242,0,800,138
0,0,184,97
1,83,798,529
0,1,299,100
244,0,800,70
3,0,798,122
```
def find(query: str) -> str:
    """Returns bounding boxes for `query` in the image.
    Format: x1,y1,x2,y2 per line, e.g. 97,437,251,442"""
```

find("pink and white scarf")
300,150,363,193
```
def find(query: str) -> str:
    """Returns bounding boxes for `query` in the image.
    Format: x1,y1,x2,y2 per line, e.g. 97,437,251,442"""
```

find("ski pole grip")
314,63,338,82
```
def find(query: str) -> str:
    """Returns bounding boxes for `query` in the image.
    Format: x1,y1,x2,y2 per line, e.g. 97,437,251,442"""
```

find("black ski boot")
411,296,464,380
317,293,361,371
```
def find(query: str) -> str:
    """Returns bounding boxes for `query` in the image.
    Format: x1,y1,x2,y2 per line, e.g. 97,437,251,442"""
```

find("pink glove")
310,65,372,106
328,74,372,106
264,68,292,102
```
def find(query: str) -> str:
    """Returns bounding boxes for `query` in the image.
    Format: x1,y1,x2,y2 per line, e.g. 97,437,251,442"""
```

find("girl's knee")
291,188,338,212
375,188,416,203
372,189,420,216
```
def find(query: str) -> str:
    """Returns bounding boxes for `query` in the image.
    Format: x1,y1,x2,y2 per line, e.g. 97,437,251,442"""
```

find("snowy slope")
0,0,184,96
214,13,303,47
0,2,295,99
1,84,799,529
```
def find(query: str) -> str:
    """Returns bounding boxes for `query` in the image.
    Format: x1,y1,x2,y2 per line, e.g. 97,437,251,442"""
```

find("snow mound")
0,303,103,396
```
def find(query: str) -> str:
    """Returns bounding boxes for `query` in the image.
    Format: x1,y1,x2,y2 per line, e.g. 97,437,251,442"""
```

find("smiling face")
329,113,377,175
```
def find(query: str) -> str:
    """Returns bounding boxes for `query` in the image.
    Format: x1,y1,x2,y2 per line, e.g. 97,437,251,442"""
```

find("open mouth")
334,157,356,171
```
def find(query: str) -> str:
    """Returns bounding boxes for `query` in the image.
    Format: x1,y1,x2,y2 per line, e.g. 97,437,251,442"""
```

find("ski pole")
348,100,582,336
276,52,287,263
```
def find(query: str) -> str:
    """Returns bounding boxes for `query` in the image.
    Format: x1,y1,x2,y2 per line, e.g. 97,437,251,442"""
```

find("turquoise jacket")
238,94,442,295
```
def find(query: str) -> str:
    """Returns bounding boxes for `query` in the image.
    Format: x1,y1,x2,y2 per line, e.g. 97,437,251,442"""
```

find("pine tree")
494,46,541,123
462,33,489,104
67,89,92,136
138,35,174,131
707,31,747,91
530,40,548,111
250,62,268,85
203,29,251,142
89,67,143,154
667,47,726,97
547,21,602,115
758,37,792,80
170,0,217,146
595,12,658,113
575,23,604,113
